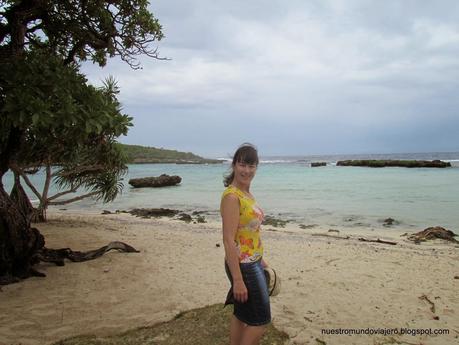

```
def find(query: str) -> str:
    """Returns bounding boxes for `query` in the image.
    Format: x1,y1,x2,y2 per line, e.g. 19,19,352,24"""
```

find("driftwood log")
311,233,350,240
311,233,397,245
358,238,397,245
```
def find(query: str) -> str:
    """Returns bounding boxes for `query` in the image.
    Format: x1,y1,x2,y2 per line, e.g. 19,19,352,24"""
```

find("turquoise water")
3,154,459,232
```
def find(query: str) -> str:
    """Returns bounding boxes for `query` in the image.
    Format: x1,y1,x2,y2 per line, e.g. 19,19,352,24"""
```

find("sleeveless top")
222,185,265,263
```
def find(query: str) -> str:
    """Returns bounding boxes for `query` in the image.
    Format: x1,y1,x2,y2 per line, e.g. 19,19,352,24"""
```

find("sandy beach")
0,211,458,345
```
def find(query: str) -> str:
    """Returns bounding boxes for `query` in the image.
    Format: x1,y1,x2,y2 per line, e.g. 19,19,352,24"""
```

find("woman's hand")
233,279,248,303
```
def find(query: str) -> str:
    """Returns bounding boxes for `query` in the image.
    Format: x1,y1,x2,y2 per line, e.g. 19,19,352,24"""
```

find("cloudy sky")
82,0,459,158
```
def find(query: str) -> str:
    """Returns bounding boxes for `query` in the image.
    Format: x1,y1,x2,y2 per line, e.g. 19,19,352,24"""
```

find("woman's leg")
240,325,266,345
230,314,246,345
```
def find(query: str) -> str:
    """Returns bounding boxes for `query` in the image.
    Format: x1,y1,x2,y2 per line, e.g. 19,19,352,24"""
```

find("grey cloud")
81,0,459,157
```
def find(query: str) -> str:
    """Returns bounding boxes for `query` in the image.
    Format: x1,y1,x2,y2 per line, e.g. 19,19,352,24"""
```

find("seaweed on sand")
53,304,289,345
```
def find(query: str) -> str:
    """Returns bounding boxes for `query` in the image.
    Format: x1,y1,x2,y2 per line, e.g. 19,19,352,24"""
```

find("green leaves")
1,0,163,207
1,49,131,204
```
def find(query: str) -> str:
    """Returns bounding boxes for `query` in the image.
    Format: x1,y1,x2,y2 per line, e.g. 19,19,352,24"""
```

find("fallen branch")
325,258,340,265
419,294,435,313
358,238,397,245
311,233,350,240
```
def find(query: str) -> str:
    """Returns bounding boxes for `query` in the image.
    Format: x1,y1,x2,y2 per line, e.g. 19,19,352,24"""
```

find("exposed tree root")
37,241,139,266
1,241,139,285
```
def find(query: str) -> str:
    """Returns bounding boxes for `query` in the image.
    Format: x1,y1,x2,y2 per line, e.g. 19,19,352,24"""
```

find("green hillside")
116,143,222,164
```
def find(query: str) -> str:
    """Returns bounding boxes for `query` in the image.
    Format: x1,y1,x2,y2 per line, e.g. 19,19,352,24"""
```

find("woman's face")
232,161,257,186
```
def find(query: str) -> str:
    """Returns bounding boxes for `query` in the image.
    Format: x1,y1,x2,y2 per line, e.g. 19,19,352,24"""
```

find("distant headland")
116,143,223,164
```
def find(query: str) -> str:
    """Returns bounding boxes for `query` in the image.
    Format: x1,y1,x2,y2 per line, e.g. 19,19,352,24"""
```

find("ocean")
3,152,459,232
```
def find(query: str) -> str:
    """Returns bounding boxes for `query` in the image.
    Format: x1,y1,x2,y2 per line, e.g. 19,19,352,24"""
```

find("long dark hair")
223,143,259,187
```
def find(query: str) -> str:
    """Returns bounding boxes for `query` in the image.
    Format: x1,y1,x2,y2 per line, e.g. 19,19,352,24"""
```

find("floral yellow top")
222,185,265,263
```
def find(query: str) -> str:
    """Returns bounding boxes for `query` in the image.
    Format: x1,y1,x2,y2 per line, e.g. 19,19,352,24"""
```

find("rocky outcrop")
128,208,207,223
129,208,180,218
381,217,400,227
128,174,182,188
336,160,451,168
263,215,290,228
311,162,327,167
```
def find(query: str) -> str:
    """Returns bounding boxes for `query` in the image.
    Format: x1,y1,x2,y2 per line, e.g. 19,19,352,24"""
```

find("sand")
0,211,458,345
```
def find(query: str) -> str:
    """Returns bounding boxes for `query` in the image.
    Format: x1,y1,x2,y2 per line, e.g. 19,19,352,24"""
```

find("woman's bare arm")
221,193,248,303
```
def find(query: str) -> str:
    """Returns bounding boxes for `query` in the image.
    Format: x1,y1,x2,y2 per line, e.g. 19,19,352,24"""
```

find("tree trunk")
0,129,45,283
34,206,46,223
10,171,37,221
0,182,44,284
12,166,47,222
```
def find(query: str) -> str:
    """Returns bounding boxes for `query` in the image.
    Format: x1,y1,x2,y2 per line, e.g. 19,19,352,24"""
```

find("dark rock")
311,162,327,167
382,217,400,227
263,216,289,228
216,243,220,248
129,174,182,188
336,160,451,168
383,218,394,226
177,213,193,223
129,208,180,218
344,216,359,222
102,210,111,215
196,215,206,223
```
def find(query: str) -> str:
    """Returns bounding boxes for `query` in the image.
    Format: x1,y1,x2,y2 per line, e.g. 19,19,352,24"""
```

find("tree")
4,52,131,221
0,0,164,283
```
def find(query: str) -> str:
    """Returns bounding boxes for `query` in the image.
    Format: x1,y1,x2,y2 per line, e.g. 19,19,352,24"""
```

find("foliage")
0,50,131,214
117,143,222,163
0,0,164,68
1,50,130,161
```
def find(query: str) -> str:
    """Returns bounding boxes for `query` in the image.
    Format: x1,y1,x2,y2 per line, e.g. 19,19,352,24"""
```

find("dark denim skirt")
224,259,271,326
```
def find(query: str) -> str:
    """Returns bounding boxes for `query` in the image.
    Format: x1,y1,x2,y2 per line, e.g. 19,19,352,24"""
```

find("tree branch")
41,164,52,201
48,191,99,205
10,165,42,202
26,22,43,33
47,186,80,202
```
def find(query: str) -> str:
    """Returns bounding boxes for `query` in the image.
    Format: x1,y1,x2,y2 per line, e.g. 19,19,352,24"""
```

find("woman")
220,143,270,345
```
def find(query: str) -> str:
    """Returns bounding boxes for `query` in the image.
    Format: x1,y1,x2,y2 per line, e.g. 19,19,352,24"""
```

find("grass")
53,303,290,345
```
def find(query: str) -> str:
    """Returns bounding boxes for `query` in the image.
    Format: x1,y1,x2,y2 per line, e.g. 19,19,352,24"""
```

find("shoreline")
47,206,447,238
1,211,458,345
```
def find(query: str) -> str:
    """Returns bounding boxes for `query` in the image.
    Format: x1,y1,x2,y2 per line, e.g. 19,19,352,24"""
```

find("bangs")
233,144,259,165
